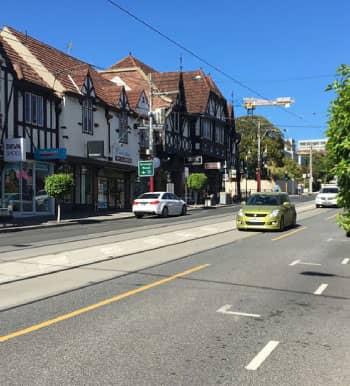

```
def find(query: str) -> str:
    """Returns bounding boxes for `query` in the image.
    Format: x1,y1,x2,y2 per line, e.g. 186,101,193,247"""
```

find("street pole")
309,144,313,193
257,120,261,192
149,74,154,192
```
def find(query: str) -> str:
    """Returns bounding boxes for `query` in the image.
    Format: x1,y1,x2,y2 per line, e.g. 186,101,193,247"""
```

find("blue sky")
1,0,349,143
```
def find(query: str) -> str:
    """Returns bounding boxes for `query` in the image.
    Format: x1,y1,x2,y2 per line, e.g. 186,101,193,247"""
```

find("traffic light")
284,172,289,181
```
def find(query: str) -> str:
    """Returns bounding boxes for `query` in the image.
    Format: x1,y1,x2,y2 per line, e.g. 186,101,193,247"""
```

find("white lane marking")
341,258,349,265
314,283,328,295
289,259,321,266
216,304,261,318
245,340,280,371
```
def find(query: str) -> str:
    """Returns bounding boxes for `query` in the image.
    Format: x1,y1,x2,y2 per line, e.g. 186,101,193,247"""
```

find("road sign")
138,160,154,177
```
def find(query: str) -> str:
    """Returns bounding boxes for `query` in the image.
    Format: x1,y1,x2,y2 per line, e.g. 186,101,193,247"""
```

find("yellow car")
236,192,297,231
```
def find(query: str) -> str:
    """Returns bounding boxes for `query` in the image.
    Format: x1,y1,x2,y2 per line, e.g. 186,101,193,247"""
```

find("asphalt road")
0,205,348,385
0,195,313,248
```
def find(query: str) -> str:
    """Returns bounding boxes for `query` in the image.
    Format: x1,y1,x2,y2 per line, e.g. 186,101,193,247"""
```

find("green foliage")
45,173,74,201
235,115,285,178
326,64,350,234
269,157,302,181
186,173,208,191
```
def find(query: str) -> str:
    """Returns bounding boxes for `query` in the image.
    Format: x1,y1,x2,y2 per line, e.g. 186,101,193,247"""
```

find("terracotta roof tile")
0,26,128,110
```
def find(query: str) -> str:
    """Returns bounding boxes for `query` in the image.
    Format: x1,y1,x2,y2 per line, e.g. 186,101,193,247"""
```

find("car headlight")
237,209,244,216
270,209,280,218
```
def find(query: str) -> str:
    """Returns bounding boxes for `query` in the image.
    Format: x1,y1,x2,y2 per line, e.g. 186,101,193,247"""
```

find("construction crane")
243,97,295,113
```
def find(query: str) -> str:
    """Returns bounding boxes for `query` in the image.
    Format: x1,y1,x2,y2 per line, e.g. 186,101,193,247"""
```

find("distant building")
297,138,328,165
284,138,297,161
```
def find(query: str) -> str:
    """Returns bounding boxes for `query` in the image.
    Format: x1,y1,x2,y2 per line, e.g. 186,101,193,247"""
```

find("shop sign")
34,148,67,160
112,146,133,164
185,155,202,165
204,162,221,170
4,138,26,162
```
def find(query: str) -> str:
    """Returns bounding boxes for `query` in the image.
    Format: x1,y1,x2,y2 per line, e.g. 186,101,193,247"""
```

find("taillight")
149,200,160,205
132,200,139,205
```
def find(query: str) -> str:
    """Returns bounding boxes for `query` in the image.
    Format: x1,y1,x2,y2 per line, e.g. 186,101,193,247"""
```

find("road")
0,202,349,385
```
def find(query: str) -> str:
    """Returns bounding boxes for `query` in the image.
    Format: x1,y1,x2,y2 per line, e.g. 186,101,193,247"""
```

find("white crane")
243,97,295,112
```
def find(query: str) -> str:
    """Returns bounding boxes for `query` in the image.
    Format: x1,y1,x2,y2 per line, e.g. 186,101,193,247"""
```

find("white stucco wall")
60,95,140,166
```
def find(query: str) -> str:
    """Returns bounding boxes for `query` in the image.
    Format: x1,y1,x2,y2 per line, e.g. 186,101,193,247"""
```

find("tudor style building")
0,26,148,216
101,55,239,198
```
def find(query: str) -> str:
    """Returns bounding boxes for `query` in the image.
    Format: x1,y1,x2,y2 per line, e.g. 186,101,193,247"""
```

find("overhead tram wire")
105,0,304,121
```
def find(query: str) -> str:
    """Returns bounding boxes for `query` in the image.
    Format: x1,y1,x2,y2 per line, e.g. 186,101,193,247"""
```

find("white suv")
315,186,339,208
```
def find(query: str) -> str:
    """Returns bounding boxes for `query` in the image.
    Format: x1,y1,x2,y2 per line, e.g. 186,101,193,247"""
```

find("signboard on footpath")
4,138,26,162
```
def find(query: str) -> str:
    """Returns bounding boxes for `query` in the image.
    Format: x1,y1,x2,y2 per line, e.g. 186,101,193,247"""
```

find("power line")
105,0,305,121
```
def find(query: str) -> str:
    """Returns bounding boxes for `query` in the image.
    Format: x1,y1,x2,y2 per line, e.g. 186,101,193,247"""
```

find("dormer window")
118,111,128,144
82,97,93,135
25,92,43,126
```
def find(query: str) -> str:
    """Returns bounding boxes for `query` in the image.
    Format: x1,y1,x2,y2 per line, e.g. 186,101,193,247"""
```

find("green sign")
138,160,154,177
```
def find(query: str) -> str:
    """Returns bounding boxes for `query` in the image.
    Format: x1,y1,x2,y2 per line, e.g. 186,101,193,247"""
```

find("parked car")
132,192,187,218
236,192,296,231
315,185,339,208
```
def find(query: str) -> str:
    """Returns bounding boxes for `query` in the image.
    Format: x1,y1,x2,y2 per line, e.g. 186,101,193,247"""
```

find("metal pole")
309,144,313,193
149,74,154,192
257,120,261,192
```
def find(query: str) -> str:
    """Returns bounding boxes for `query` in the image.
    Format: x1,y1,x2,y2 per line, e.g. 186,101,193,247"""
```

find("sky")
1,0,349,143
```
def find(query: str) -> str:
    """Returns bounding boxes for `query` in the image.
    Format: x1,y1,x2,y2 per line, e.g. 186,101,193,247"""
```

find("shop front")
1,160,54,216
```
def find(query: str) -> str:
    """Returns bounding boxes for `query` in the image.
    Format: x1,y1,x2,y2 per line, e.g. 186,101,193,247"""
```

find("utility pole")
149,74,154,192
242,97,295,193
256,120,262,192
309,144,313,193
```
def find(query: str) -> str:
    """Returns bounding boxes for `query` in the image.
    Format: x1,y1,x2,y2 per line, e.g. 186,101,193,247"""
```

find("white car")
132,192,187,218
315,186,339,208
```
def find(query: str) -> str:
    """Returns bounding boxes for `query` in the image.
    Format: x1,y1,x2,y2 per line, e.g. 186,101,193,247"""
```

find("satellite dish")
153,157,161,168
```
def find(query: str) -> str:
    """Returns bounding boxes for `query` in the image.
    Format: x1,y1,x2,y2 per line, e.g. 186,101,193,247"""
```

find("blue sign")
34,148,67,160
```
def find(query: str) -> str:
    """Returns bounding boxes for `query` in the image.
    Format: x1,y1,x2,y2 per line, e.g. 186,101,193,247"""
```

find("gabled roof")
107,54,157,76
102,55,227,114
0,26,132,110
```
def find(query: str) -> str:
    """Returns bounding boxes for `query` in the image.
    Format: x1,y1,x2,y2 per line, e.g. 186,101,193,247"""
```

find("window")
118,111,128,144
215,126,225,144
202,119,212,140
25,92,43,126
82,97,93,135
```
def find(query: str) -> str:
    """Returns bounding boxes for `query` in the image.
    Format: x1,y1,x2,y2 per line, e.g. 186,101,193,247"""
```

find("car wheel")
279,216,284,232
316,204,320,208
134,213,144,219
181,205,187,216
161,206,168,218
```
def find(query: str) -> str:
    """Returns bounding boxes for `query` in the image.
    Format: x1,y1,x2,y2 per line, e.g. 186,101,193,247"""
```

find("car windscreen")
320,188,339,194
247,195,281,206
138,193,160,199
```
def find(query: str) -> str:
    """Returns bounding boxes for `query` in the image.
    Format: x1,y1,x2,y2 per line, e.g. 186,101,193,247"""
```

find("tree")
186,173,208,205
235,115,285,178
45,173,74,223
326,64,350,236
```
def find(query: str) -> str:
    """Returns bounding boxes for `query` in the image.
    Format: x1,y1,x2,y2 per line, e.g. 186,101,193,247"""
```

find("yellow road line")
0,264,209,344
271,226,306,241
